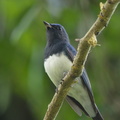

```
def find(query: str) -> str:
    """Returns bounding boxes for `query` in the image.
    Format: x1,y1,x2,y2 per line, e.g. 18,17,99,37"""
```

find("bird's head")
43,21,69,44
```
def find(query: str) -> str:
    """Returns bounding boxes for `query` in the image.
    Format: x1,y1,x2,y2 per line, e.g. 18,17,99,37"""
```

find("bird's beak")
43,21,52,28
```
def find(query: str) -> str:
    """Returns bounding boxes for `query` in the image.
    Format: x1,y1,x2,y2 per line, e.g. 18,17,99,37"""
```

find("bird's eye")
57,27,62,31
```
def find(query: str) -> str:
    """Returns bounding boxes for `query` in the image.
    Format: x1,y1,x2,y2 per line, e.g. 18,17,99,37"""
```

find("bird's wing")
80,70,97,112
66,96,82,116
65,44,93,94
63,43,76,62
65,44,97,114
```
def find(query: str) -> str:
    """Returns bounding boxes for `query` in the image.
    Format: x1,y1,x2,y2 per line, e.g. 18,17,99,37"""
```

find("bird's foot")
59,72,67,84
60,79,64,85
55,72,68,93
55,78,64,94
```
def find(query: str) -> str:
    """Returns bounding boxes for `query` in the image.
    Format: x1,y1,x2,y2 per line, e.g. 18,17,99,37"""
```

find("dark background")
0,0,120,120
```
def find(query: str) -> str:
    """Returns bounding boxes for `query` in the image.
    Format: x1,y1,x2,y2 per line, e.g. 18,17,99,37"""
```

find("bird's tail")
92,106,104,120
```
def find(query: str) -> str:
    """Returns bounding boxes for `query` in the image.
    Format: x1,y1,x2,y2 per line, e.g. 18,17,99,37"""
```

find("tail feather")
66,95,104,120
92,109,104,120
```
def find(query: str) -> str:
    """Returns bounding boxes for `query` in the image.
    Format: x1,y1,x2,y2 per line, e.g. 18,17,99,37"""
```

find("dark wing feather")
81,70,97,112
66,96,82,116
66,95,89,116
64,43,76,62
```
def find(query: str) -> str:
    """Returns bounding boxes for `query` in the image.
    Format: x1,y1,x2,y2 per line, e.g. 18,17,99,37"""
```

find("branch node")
108,0,115,4
100,2,105,11
88,34,97,47
95,31,100,35
98,13,108,27
75,38,81,42
96,44,101,47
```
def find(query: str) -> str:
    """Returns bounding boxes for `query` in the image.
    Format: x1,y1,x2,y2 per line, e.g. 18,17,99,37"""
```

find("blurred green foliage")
0,0,120,120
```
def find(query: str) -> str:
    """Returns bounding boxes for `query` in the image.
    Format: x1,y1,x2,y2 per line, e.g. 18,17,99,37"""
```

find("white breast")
44,52,72,86
44,52,96,117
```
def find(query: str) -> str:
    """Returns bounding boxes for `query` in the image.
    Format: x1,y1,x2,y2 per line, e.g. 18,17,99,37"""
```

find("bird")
43,21,104,120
